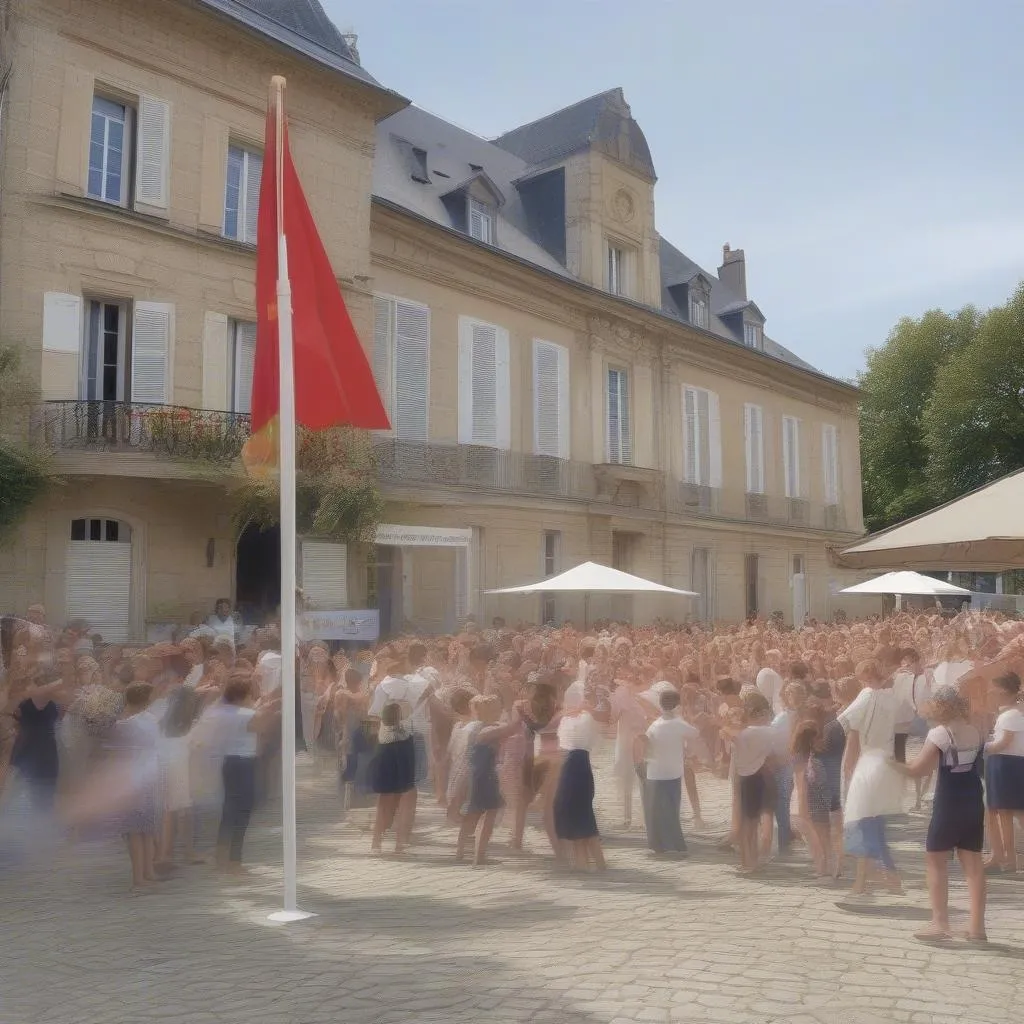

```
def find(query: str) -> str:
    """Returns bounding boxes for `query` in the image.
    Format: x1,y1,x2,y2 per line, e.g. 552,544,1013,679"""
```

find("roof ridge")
227,0,356,65
492,87,622,141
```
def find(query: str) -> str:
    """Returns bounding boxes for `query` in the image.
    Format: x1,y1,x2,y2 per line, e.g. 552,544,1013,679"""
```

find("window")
689,295,708,329
230,320,257,415
542,530,560,624
745,554,759,619
533,340,570,459
607,243,630,296
744,403,765,494
374,296,430,440
87,93,170,212
743,321,763,350
458,317,511,449
88,97,131,205
83,300,128,401
691,547,711,622
782,415,801,498
682,385,721,487
606,366,632,464
71,518,131,542
822,423,840,506
224,145,263,245
612,531,633,572
468,198,494,244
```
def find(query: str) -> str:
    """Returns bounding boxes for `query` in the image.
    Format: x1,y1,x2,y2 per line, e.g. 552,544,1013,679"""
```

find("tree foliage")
858,285,1024,532
231,425,383,544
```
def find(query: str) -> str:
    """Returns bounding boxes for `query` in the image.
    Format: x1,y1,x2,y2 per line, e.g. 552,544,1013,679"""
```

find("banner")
300,609,380,643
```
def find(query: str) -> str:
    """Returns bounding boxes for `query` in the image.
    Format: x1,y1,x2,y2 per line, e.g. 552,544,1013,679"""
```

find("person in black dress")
370,701,415,855
11,677,64,811
455,696,520,866
891,685,986,944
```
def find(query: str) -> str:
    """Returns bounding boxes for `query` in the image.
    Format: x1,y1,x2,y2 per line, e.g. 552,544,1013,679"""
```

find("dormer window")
743,321,763,350
689,294,708,329
606,241,634,297
469,198,494,244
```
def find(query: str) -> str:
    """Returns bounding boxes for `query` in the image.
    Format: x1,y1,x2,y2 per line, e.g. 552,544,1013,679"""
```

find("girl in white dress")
610,676,650,829
838,659,914,895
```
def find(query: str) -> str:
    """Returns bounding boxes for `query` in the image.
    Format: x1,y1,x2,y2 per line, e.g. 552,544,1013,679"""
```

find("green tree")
924,283,1024,501
858,307,978,531
0,345,49,542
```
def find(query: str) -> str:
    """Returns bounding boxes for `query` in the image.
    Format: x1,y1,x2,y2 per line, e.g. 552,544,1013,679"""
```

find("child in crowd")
370,700,415,855
730,692,777,873
791,719,832,876
156,685,202,869
334,667,370,818
455,696,520,865
984,671,1024,872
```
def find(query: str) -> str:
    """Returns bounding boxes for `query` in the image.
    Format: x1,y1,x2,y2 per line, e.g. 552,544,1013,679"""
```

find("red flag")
243,102,389,474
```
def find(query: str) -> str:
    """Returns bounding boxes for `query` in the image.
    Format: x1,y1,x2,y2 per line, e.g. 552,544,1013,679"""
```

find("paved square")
3,743,1022,1024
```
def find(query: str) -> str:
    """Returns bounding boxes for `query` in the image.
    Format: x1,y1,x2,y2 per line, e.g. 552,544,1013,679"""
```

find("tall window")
230,320,257,415
374,296,431,441
822,423,840,506
682,385,719,486
782,415,801,498
468,198,494,244
691,547,711,622
743,321,763,350
533,340,569,459
224,145,263,245
88,97,131,205
745,554,759,619
607,244,626,296
689,295,708,328
458,317,511,449
83,300,128,401
606,366,632,464
542,530,560,624
744,403,765,494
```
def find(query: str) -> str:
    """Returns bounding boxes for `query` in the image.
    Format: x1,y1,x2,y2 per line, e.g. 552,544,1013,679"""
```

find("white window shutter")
619,371,632,464
533,340,563,458
201,311,229,410
494,326,511,451
823,424,840,505
745,404,765,494
135,96,171,212
42,292,83,353
556,344,570,459
395,299,430,441
783,416,801,498
66,540,132,642
457,317,473,444
233,321,257,415
244,151,263,245
708,390,722,488
131,301,172,404
373,295,394,424
683,385,698,483
300,540,348,609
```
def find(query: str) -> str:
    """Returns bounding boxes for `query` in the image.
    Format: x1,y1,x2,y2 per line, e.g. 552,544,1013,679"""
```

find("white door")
66,518,132,641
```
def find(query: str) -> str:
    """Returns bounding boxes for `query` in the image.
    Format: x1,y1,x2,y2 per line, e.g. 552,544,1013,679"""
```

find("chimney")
341,31,361,65
718,243,747,301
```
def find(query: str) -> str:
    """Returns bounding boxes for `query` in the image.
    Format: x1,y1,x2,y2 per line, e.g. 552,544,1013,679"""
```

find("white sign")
300,609,380,643
375,524,472,548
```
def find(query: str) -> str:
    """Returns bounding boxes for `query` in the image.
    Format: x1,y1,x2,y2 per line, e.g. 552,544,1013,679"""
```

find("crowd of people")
2,601,1023,944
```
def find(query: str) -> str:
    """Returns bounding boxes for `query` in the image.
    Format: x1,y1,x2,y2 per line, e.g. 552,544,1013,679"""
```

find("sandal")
914,928,952,943
960,932,989,945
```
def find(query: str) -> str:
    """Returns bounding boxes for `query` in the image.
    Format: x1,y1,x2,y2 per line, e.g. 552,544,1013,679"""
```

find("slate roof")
195,0,384,90
494,88,656,180
374,91,827,378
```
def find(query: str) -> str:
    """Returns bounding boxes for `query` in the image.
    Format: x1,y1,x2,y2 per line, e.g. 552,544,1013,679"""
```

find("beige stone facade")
0,0,868,639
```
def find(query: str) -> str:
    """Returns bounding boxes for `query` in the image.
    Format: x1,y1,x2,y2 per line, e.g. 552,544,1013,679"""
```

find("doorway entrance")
236,523,280,625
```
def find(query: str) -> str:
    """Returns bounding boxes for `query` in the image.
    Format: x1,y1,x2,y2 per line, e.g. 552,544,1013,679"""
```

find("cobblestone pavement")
3,740,1023,1024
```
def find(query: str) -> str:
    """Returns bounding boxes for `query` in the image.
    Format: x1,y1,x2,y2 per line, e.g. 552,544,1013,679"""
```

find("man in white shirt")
637,689,698,855
755,651,785,715
206,599,238,647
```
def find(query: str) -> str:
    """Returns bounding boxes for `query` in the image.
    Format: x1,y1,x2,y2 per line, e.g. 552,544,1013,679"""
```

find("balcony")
667,484,850,532
373,438,601,502
33,401,251,464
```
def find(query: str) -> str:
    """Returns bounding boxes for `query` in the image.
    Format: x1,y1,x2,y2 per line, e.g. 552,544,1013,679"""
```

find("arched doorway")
235,523,280,626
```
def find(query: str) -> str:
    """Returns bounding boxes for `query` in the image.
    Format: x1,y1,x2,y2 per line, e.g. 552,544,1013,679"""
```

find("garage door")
66,518,132,641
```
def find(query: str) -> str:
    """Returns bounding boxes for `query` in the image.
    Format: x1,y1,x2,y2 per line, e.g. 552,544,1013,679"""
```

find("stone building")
0,0,864,639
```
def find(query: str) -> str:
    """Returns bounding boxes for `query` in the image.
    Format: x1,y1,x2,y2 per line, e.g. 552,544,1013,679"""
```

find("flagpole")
267,74,313,925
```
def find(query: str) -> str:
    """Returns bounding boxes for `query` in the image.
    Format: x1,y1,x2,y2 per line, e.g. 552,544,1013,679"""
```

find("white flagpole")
267,75,313,925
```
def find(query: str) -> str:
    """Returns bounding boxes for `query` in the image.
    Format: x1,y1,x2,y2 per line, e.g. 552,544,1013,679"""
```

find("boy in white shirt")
636,689,698,855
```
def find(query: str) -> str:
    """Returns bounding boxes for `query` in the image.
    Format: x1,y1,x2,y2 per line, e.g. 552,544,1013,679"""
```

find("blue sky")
324,0,1024,381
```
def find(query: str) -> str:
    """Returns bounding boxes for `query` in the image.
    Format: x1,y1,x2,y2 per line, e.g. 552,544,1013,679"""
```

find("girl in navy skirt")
554,706,607,871
370,701,415,855
455,696,520,866
892,685,986,944
984,671,1024,873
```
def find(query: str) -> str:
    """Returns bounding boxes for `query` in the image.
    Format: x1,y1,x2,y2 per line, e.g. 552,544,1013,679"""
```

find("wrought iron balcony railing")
32,401,251,463
666,481,850,531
